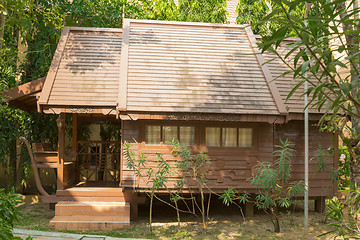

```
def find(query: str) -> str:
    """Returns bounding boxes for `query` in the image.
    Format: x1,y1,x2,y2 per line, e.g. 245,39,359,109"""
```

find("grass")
15,197,336,239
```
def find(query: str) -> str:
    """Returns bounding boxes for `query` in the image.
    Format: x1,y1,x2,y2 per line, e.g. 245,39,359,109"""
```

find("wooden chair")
20,137,57,203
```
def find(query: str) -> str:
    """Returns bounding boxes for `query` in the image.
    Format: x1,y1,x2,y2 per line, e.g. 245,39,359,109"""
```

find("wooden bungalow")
3,19,338,231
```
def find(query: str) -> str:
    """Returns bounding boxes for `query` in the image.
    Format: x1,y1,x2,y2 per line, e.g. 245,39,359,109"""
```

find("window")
180,126,195,145
205,127,253,147
145,125,195,145
163,126,178,143
145,125,161,145
239,128,253,147
222,128,237,147
206,127,221,147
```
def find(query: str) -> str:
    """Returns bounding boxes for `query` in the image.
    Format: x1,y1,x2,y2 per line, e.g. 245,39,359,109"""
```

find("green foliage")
337,147,352,190
177,0,227,23
169,139,210,180
123,140,213,230
220,139,304,233
236,0,271,34
0,188,22,240
250,139,304,211
0,106,23,167
313,146,331,174
319,186,360,239
257,0,360,186
0,0,230,189
220,187,250,206
236,0,304,35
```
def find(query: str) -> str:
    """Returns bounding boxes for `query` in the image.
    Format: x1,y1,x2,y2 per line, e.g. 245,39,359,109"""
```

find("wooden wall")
121,119,337,197
275,120,337,197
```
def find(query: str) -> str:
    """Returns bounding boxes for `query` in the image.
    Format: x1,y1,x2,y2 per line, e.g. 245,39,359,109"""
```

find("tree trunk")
149,191,154,232
0,3,5,51
9,138,17,187
338,0,360,187
173,195,181,231
200,186,206,231
270,208,280,233
16,144,27,194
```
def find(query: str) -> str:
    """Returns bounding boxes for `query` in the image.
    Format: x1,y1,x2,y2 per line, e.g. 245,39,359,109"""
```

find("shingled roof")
15,19,320,117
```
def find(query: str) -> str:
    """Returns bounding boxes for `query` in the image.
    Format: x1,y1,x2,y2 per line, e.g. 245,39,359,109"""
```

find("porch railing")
77,141,121,183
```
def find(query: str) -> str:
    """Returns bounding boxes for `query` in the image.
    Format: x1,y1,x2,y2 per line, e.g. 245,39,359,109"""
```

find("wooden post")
72,113,78,185
130,193,139,221
71,113,78,157
245,201,254,217
120,119,124,186
57,113,65,190
315,197,326,213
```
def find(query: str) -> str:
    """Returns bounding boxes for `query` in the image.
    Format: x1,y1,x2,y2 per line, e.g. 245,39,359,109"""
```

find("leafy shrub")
0,188,22,240
320,185,360,239
221,139,304,233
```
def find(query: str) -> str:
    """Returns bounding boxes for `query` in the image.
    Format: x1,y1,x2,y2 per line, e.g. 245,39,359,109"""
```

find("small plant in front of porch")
122,141,172,232
220,139,304,233
169,140,212,231
122,140,214,233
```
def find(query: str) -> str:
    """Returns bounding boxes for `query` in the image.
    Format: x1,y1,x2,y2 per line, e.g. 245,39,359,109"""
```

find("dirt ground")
15,197,339,240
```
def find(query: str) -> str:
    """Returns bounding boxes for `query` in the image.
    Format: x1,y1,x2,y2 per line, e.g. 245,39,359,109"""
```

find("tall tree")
177,0,227,23
0,0,229,189
258,0,360,185
236,0,305,35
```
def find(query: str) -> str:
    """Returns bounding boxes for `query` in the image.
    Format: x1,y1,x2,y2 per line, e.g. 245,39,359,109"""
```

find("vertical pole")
72,113,78,184
304,73,309,234
304,2,312,234
57,113,65,190
71,113,78,155
120,119,124,186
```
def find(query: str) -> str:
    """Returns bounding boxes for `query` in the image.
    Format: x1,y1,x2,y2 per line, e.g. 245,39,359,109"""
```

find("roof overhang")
1,77,45,112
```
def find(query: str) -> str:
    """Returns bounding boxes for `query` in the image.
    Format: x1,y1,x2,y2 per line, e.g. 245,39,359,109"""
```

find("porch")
24,113,139,231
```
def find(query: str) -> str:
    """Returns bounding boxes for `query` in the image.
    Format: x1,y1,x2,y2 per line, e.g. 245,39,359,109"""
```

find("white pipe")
304,1,312,234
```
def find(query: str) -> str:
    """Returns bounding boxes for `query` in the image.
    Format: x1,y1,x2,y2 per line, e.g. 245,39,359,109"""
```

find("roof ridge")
117,19,130,114
125,18,249,28
38,27,71,106
244,26,288,115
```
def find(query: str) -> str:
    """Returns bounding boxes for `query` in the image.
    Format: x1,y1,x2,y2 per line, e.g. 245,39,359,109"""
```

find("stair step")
55,201,130,217
55,196,127,202
56,187,124,197
50,215,130,231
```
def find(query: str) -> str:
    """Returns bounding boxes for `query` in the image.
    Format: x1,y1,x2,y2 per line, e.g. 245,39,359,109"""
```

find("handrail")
77,140,121,144
20,136,52,198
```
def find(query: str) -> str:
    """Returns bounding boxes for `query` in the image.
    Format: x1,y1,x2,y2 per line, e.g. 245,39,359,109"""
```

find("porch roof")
2,77,45,112
7,19,324,116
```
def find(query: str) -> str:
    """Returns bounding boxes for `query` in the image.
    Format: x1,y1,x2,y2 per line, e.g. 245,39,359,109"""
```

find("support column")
72,114,78,183
57,113,65,190
71,113,78,159
130,193,139,221
245,201,254,217
314,197,326,213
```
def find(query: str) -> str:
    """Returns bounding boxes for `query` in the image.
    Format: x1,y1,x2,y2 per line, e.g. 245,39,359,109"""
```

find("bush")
0,188,22,240
221,139,304,233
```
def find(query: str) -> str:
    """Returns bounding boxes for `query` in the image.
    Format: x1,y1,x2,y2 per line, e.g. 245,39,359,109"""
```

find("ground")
15,196,338,240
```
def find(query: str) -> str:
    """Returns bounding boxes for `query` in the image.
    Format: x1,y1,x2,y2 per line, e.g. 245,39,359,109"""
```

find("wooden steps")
50,187,131,231
55,187,128,202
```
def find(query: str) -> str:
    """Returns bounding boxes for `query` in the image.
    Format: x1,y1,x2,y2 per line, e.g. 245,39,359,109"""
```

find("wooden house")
3,19,338,231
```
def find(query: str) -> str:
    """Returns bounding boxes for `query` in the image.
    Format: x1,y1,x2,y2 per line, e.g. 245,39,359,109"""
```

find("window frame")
205,125,256,149
142,121,197,146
